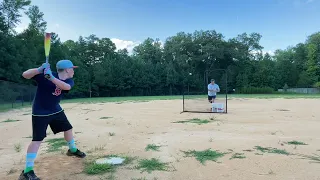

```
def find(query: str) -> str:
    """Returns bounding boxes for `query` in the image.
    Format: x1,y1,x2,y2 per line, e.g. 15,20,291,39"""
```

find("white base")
95,157,125,165
211,103,224,112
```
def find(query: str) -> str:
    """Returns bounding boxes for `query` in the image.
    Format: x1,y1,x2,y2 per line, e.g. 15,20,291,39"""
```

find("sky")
15,0,320,55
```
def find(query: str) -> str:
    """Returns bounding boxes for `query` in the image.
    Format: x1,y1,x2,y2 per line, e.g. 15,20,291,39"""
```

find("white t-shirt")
208,83,220,96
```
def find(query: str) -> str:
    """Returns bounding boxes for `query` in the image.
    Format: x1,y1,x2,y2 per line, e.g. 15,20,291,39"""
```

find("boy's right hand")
37,63,49,73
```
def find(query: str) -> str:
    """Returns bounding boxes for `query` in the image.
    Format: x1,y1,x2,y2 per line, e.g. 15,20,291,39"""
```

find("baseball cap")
56,60,78,70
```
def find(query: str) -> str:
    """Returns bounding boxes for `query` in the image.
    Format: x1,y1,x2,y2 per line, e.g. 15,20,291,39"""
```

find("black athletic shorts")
208,95,216,101
32,111,73,141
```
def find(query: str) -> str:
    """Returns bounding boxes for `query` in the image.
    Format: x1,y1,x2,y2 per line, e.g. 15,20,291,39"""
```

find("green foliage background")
1,0,320,101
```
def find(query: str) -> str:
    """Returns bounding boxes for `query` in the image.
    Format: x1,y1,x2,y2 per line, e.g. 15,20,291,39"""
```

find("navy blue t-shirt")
31,72,74,116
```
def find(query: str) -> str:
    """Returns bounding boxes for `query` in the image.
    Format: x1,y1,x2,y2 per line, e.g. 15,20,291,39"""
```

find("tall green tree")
0,0,31,34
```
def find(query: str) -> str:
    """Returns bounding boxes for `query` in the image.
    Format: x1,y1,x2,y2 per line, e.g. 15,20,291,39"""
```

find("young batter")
19,60,86,180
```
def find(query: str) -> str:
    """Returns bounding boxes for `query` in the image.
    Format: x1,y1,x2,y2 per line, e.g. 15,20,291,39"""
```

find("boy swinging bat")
18,60,86,180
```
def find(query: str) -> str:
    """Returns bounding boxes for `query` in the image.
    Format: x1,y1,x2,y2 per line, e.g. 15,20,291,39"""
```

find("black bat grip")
44,65,51,79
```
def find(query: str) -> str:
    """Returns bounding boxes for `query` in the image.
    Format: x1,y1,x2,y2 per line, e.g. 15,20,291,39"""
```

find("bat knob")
44,74,50,79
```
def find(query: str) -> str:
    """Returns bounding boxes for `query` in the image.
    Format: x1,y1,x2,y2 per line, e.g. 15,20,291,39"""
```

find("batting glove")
37,63,49,73
44,67,55,81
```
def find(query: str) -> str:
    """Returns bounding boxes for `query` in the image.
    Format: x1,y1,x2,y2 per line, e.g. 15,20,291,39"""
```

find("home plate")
95,157,125,165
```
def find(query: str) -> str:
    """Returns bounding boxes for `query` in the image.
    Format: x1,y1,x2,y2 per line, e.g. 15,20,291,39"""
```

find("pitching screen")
182,69,228,113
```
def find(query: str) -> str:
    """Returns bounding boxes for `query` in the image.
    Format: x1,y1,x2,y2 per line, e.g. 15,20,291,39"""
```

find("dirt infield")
0,98,320,180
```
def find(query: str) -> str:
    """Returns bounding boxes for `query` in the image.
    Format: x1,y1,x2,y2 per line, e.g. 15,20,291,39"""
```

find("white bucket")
212,103,224,112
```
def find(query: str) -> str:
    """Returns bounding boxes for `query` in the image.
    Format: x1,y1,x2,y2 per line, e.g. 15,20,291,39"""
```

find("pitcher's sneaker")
66,149,86,158
18,170,40,180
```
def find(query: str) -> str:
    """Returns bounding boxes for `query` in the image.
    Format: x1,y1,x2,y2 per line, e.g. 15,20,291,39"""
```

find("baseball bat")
44,32,51,79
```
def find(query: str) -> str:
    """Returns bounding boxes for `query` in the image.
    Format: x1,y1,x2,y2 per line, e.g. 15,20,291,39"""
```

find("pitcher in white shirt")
208,79,220,103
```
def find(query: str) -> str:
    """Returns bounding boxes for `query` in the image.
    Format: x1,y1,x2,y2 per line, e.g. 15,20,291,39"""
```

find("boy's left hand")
44,67,55,81
37,63,49,73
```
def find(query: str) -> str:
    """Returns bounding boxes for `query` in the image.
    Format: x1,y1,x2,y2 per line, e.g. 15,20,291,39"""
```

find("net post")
225,69,228,114
29,84,32,105
204,70,208,92
21,91,23,106
182,91,185,112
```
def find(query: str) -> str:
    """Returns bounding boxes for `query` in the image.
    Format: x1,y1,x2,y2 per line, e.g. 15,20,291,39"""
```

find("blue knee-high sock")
67,139,77,153
24,153,37,173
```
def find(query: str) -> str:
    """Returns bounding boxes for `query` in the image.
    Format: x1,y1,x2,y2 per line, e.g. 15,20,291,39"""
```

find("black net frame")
181,69,228,114
0,80,37,110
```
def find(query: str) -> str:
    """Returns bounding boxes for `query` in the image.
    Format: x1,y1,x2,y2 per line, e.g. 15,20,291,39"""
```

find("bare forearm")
22,68,40,79
51,78,71,90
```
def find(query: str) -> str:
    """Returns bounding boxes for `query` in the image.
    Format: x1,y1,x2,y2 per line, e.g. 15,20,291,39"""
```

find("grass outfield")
1,93,320,112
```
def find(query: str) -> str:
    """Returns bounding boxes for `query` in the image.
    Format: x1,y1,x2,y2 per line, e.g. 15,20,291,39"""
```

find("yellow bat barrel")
44,33,51,57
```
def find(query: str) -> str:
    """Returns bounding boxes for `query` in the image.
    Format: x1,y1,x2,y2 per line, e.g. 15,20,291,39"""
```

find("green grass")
131,177,159,180
230,153,246,160
254,146,290,155
181,149,228,164
84,162,115,175
297,153,320,163
1,119,21,123
145,144,162,151
100,117,113,119
173,118,211,125
0,103,32,113
135,158,170,173
14,143,22,152
287,140,308,145
6,168,18,175
96,174,117,180
103,174,116,180
182,93,320,100
63,93,320,104
243,149,254,152
84,154,135,175
63,95,183,104
45,138,66,152
2,93,320,112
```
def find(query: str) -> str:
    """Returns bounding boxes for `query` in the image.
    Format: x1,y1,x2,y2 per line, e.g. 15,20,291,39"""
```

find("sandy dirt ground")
0,98,320,180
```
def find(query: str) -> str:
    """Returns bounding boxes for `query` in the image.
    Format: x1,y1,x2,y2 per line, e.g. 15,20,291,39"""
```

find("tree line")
1,0,320,100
